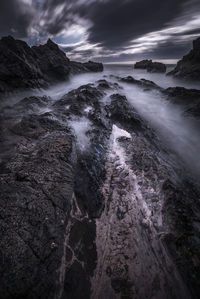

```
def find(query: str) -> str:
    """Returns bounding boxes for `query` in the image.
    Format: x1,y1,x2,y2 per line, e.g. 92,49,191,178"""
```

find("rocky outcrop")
168,37,200,80
134,59,166,73
120,76,163,91
134,59,152,69
163,86,200,118
0,36,103,93
0,78,200,298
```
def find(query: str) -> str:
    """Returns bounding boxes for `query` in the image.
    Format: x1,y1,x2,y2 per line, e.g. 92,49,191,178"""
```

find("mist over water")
69,65,200,179
1,64,200,179
122,83,200,177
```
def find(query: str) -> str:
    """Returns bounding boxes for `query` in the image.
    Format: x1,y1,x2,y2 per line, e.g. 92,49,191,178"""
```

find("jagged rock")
0,36,103,93
32,38,71,82
134,59,166,73
168,37,200,80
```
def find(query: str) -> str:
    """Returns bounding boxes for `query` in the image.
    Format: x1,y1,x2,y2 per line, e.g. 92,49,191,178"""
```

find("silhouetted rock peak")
46,38,59,50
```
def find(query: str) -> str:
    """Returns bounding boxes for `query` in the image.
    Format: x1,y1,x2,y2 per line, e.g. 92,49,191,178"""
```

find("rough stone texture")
134,60,166,73
168,37,200,80
0,114,76,299
0,79,200,299
0,36,103,93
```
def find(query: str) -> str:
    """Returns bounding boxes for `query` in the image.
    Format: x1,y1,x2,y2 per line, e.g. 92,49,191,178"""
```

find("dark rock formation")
0,78,200,299
120,76,163,91
134,59,152,69
168,37,200,80
163,86,200,101
105,93,144,132
134,59,166,73
147,61,166,73
0,36,103,93
163,86,200,118
0,114,76,298
70,61,103,75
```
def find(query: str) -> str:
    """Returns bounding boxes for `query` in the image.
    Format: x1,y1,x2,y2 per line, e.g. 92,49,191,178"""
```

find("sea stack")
134,59,166,73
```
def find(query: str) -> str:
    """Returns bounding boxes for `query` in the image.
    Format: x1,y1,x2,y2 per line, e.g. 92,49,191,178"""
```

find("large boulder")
134,59,166,73
168,37,200,80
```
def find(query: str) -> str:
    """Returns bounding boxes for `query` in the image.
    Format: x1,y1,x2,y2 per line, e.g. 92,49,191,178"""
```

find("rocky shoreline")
0,37,200,299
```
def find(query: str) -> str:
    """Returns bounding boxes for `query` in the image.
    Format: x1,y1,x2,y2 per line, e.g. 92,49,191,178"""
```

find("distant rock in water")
0,36,103,93
134,59,152,69
168,37,200,80
134,59,166,73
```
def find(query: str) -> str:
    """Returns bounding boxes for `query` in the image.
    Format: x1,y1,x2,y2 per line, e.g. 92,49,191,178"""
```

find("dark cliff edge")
168,37,200,80
0,36,103,93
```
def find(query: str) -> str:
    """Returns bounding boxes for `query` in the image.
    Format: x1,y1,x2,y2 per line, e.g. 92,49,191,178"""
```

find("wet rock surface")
168,37,200,80
0,78,200,299
0,36,103,93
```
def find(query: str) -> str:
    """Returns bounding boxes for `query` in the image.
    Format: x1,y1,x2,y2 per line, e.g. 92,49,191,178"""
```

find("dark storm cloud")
34,0,193,49
0,0,200,61
0,0,34,38
84,0,189,49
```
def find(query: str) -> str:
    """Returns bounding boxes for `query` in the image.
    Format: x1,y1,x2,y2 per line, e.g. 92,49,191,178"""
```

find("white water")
69,117,91,151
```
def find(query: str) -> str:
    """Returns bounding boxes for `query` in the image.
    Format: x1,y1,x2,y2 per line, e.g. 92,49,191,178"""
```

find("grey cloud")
0,0,200,62
0,0,34,38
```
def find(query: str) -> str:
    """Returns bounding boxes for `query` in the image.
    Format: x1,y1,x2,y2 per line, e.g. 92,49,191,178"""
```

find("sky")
0,0,200,62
